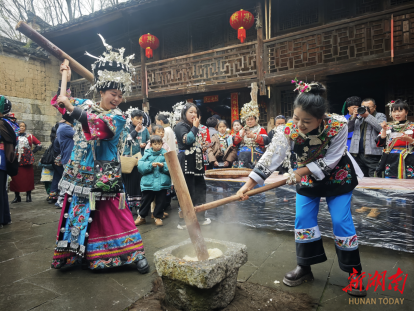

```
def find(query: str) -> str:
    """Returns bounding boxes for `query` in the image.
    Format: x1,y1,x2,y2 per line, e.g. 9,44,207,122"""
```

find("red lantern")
230,9,254,43
139,33,159,59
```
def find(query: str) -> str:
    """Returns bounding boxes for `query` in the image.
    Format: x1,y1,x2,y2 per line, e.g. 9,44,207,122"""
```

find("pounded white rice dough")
183,248,223,261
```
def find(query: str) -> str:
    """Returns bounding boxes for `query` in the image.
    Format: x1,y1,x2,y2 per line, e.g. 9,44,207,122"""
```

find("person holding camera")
348,98,386,177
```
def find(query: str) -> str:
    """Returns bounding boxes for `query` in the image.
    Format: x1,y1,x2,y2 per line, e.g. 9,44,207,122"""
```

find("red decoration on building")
204,95,219,103
139,33,159,58
231,93,239,124
230,9,254,43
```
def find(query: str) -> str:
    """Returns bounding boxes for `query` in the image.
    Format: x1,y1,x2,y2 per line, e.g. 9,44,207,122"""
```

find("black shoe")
347,273,367,297
48,198,57,204
26,192,32,202
283,265,314,287
136,255,149,274
11,195,21,204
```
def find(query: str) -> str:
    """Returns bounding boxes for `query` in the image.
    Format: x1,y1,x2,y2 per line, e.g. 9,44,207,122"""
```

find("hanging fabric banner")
204,95,219,103
231,93,239,124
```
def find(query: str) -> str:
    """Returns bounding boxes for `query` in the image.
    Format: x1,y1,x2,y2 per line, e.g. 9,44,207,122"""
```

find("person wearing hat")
0,96,19,228
50,34,149,273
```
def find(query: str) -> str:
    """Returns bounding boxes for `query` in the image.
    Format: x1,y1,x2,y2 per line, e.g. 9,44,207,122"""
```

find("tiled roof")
41,0,160,34
0,36,49,59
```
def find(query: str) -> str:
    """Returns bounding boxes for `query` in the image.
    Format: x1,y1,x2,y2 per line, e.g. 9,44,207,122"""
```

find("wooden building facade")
41,0,414,127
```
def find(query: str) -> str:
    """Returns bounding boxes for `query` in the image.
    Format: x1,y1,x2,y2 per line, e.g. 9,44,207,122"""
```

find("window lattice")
278,1,319,31
327,0,352,22
280,90,296,118
394,85,414,117
356,0,381,15
390,0,414,5
163,21,189,58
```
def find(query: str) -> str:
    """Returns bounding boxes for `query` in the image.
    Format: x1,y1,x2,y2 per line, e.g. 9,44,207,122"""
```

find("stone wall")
0,50,62,182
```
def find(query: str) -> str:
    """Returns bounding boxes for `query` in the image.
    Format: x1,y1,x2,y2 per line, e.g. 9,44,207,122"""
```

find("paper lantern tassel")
145,47,153,58
238,27,246,43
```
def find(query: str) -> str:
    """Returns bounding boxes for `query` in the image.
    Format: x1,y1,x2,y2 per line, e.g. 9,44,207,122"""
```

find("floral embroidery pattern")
385,164,391,177
327,164,352,185
88,250,142,269
295,226,320,241
406,166,414,178
335,234,358,249
300,175,314,187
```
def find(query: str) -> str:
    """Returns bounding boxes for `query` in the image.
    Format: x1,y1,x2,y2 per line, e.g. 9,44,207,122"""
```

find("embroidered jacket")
250,114,363,197
375,121,414,151
375,121,414,179
51,97,126,197
233,125,268,148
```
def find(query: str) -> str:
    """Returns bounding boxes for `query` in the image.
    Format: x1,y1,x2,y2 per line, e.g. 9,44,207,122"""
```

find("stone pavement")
0,188,413,311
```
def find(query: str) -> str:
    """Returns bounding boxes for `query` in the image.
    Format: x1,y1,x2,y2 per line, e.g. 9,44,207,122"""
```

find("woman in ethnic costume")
174,103,211,229
121,108,150,214
51,35,149,273
0,96,18,228
232,83,269,169
375,99,414,179
208,119,237,168
10,121,42,203
237,81,366,297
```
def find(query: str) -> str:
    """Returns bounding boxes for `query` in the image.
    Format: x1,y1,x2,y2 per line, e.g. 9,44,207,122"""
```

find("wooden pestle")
194,178,288,213
164,151,209,261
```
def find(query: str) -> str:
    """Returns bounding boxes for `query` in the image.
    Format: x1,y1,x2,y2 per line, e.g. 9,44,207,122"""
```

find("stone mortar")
154,238,248,311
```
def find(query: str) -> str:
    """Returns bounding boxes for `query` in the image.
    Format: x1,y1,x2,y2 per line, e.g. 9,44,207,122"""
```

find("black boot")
347,273,367,297
136,254,149,274
26,191,32,202
11,192,21,204
283,265,314,287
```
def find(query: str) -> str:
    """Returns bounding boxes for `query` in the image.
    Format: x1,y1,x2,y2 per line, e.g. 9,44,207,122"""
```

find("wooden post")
194,178,287,214
140,47,148,111
265,0,268,40
391,14,394,63
256,1,266,96
15,21,94,83
164,151,209,261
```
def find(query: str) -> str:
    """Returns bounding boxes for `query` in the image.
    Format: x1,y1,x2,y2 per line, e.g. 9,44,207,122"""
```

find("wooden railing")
71,42,257,99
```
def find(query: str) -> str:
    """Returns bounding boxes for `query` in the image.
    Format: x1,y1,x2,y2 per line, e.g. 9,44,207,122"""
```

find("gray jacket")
348,112,387,156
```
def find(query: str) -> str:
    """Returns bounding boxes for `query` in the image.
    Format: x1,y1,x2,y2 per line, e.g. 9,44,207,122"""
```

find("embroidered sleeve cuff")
191,126,199,137
233,135,242,146
376,136,386,147
249,171,265,186
255,135,265,145
306,162,325,181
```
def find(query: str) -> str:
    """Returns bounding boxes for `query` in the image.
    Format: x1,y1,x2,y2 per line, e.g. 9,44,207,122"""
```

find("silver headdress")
240,82,260,123
157,110,174,126
172,101,186,128
85,34,135,96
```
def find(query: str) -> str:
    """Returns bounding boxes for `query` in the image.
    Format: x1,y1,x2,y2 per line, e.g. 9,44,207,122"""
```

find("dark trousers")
354,153,381,177
0,170,11,225
178,175,207,224
50,164,64,193
140,189,168,219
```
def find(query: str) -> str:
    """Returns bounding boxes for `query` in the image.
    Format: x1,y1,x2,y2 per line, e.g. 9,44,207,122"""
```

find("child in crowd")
145,125,170,151
136,135,171,226
208,120,237,168
231,120,242,135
